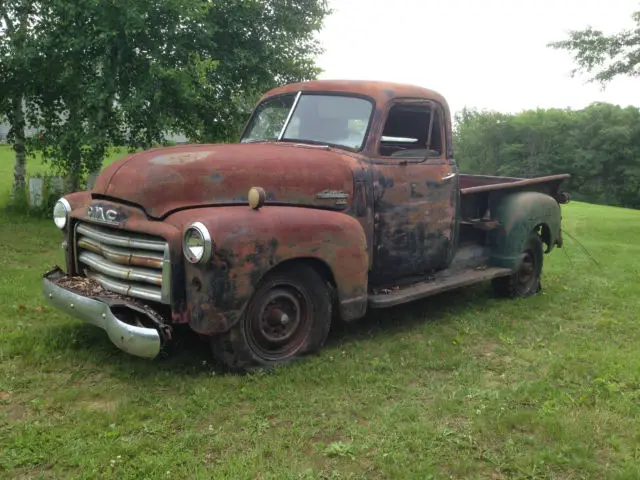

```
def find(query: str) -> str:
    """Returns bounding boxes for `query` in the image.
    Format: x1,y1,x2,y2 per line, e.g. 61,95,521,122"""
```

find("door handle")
441,172,457,181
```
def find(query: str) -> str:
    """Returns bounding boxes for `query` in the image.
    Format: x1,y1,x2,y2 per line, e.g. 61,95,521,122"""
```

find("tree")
27,0,223,191
548,10,640,85
0,0,39,196
191,0,331,142
453,104,640,209
2,0,331,193
454,108,514,175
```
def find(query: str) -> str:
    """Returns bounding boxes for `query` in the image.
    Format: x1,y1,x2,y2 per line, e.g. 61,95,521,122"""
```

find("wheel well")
536,223,552,253
268,257,337,289
267,257,340,317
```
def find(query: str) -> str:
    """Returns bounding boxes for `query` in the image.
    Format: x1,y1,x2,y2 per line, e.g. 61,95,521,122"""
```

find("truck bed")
459,173,570,196
459,173,570,221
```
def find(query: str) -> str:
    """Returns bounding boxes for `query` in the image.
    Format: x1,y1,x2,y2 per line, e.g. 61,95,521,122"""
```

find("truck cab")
43,80,570,371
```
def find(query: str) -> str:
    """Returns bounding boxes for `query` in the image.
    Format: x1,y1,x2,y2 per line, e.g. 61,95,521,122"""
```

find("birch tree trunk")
11,95,27,195
65,104,82,193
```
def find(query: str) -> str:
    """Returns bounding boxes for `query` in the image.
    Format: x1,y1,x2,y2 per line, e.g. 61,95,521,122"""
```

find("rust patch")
369,161,458,283
77,238,163,269
94,143,359,218
460,173,570,196
168,205,369,335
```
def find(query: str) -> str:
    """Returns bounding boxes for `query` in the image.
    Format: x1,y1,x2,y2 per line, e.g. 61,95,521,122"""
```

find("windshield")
241,93,373,151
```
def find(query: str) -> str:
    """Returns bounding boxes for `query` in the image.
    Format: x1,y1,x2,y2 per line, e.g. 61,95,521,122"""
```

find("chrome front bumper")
42,269,163,359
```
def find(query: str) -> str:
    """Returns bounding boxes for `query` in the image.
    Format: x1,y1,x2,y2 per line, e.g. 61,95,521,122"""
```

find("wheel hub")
256,289,302,345
518,252,534,281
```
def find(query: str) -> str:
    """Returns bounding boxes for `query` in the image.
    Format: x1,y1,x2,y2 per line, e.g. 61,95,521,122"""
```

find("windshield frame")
240,91,377,153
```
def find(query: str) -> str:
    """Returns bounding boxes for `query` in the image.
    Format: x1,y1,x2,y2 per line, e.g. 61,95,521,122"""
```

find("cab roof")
260,79,450,112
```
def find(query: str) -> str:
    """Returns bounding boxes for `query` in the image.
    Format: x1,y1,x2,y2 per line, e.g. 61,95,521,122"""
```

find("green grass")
1,148,640,478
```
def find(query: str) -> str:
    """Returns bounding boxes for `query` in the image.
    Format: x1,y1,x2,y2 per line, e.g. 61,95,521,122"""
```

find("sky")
316,0,640,116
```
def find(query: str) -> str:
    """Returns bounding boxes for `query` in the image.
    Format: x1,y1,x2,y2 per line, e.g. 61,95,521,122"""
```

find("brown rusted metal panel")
367,160,459,283
460,174,570,195
261,79,449,105
368,266,513,308
167,206,369,335
92,144,362,219
458,174,522,190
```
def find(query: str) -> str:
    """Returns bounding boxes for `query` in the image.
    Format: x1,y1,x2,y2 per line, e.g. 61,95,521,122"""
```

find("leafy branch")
549,10,640,85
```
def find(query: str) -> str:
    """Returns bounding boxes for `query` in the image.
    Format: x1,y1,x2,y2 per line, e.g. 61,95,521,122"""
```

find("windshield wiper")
277,91,302,140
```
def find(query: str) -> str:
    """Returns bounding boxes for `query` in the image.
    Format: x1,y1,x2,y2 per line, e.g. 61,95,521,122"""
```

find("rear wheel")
492,231,544,298
211,264,332,372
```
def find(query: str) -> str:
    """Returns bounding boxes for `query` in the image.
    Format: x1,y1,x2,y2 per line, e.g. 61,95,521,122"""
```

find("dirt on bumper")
42,267,172,359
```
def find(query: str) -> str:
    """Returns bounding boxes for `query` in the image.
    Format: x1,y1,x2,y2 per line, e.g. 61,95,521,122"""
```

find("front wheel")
492,231,544,298
211,264,332,372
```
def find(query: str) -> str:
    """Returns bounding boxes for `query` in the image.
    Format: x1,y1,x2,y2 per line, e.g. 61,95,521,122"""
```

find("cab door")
369,98,458,285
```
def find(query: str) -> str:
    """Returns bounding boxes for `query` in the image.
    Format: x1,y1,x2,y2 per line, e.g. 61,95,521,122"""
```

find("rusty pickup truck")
42,80,570,370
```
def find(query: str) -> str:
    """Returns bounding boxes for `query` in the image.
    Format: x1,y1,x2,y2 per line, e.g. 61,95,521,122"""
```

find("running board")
368,267,513,308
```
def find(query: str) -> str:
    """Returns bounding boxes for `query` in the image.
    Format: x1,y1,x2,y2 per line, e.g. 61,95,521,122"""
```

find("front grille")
74,222,170,304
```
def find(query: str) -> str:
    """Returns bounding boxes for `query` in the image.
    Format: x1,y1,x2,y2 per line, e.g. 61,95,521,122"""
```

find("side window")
379,102,444,158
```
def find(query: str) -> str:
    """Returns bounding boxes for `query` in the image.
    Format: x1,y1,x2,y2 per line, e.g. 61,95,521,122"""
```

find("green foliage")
549,10,640,84
21,0,222,190
0,1,35,123
454,103,640,208
0,1,38,193
1,0,331,192
190,0,332,143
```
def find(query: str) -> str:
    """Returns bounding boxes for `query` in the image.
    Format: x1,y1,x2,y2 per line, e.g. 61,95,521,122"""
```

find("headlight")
183,222,213,264
53,198,71,230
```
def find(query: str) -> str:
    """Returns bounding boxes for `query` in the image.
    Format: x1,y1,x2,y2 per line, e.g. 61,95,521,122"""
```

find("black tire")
492,231,544,298
210,264,332,372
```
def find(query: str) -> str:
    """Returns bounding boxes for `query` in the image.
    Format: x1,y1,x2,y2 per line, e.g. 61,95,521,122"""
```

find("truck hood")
93,143,359,218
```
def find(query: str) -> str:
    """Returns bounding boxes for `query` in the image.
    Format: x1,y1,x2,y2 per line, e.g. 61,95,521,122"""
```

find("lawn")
1,147,640,478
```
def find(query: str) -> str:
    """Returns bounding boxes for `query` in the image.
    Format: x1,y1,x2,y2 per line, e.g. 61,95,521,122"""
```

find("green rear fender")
488,191,561,270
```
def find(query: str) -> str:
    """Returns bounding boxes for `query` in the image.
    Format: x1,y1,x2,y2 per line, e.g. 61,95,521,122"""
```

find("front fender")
488,191,561,270
168,206,369,335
